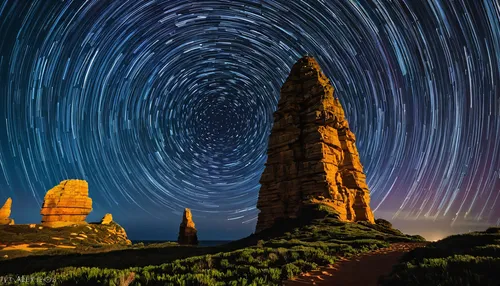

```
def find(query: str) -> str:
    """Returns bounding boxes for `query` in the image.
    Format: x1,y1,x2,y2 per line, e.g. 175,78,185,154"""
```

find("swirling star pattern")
0,0,499,238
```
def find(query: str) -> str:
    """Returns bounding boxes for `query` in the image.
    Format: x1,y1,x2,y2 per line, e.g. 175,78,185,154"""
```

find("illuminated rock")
177,208,198,245
0,198,14,225
40,180,92,228
255,56,375,233
100,213,113,225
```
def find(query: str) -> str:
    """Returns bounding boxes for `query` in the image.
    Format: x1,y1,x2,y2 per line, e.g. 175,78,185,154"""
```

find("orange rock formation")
40,180,92,228
0,198,14,225
255,56,375,233
101,213,113,225
177,208,198,245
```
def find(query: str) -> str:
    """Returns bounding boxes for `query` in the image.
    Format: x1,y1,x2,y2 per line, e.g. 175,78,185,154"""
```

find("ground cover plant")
380,227,500,286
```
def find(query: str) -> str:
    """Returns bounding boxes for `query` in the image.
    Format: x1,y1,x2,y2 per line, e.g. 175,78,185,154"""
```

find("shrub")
375,219,393,229
381,228,500,286
281,263,301,280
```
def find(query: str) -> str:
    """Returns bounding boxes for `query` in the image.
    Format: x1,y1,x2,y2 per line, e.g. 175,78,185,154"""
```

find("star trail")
0,0,499,239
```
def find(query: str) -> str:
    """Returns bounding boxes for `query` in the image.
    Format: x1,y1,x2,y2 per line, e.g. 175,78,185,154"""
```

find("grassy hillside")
380,227,500,286
0,222,132,260
0,205,424,285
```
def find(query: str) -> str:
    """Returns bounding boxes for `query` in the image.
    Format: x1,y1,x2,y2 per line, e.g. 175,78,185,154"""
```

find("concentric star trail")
0,0,498,236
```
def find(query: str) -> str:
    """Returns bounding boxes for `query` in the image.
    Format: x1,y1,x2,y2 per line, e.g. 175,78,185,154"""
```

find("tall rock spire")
255,56,375,233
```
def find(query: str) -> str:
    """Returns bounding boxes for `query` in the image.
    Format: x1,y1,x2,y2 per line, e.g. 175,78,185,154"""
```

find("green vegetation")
0,206,424,285
380,227,500,286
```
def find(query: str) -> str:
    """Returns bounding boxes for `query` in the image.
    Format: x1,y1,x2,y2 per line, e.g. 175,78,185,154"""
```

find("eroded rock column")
256,56,375,233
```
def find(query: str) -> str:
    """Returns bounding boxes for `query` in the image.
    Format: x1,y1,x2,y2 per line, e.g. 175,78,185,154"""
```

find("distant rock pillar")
177,208,198,245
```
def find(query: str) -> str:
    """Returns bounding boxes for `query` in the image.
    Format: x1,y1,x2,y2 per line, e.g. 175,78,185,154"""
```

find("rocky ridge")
0,222,131,252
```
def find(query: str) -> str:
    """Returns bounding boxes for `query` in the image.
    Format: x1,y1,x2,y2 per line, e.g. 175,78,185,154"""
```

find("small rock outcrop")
255,56,375,233
101,213,113,225
177,208,198,245
40,180,92,228
0,198,14,225
104,222,132,245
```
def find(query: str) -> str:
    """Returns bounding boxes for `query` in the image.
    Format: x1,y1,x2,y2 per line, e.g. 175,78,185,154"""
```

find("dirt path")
284,242,427,286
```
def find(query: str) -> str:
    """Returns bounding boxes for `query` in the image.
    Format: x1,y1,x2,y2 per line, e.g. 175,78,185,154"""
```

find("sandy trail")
284,242,427,286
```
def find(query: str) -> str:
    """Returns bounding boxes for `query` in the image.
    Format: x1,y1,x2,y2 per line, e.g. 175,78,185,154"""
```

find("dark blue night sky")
0,0,499,241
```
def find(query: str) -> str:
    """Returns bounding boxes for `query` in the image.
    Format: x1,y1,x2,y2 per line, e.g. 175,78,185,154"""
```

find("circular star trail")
0,0,499,231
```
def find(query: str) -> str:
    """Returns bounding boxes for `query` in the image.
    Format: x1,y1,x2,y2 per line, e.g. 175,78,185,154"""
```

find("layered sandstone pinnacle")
255,56,375,233
177,208,198,245
40,180,92,228
101,213,113,225
0,198,14,225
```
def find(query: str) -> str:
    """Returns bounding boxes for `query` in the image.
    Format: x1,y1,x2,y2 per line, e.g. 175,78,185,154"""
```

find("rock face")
101,213,113,225
255,56,375,233
0,198,14,225
177,208,198,245
40,180,92,228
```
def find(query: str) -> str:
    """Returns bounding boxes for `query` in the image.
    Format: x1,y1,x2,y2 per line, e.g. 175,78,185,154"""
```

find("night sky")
0,0,499,241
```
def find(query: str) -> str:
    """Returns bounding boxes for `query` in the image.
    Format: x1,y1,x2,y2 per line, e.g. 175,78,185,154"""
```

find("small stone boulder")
177,208,198,245
0,198,14,225
100,213,113,225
